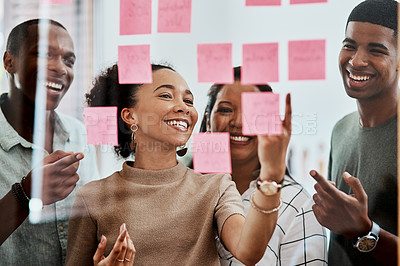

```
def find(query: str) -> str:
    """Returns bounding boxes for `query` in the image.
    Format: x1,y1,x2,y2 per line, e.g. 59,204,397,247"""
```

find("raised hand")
258,93,292,182
93,223,136,265
310,170,371,239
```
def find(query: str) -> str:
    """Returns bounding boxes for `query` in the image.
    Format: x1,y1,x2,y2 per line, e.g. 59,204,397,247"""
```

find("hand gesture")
310,170,372,239
258,93,292,182
23,150,84,205
93,223,136,265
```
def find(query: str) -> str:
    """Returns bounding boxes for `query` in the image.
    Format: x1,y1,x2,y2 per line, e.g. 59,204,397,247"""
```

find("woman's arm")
220,94,292,265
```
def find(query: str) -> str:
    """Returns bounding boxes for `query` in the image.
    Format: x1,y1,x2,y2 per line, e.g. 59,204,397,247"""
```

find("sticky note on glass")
290,0,327,4
197,43,233,83
288,39,325,80
40,0,71,4
84,107,118,146
242,92,281,135
242,43,279,84
246,0,281,6
118,45,152,84
120,0,151,35
158,0,191,33
192,133,231,174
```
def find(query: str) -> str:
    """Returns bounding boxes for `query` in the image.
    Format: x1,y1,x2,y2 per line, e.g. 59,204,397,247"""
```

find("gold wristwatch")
256,177,283,196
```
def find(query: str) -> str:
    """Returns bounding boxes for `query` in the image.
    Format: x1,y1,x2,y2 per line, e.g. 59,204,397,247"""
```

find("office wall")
93,0,363,192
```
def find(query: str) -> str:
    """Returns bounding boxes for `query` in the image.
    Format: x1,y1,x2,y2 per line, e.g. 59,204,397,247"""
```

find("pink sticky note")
120,0,151,35
197,43,233,83
288,39,325,80
290,0,327,4
192,133,231,174
158,0,191,33
242,43,279,84
118,45,152,84
246,0,281,6
40,0,71,4
242,92,281,135
84,107,118,146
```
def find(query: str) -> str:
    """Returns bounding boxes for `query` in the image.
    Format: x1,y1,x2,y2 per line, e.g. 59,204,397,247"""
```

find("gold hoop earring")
130,124,138,151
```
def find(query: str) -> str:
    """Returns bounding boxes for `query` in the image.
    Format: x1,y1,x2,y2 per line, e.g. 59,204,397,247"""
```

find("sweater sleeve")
214,174,244,237
65,189,98,266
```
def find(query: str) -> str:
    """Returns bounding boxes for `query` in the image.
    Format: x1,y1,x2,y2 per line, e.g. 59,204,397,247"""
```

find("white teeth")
166,120,188,129
45,81,62,90
349,73,370,81
230,135,250,142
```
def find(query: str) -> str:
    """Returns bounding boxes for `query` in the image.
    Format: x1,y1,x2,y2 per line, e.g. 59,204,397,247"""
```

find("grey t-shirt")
328,111,397,266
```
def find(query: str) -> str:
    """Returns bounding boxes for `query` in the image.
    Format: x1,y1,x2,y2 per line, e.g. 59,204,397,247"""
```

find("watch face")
259,182,278,195
357,236,377,252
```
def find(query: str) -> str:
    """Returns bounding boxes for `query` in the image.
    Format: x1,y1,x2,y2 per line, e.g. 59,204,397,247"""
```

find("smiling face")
339,21,398,102
6,23,75,110
132,68,198,150
208,81,260,162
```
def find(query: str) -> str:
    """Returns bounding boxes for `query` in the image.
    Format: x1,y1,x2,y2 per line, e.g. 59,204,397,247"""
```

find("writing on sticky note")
197,43,233,83
290,0,327,4
84,107,118,146
242,43,279,84
242,92,281,135
158,0,191,33
118,45,152,84
40,0,71,4
246,0,281,6
120,0,151,35
192,133,231,174
288,39,325,80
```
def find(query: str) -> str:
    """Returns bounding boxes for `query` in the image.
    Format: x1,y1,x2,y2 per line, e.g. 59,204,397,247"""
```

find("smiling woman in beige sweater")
66,63,292,265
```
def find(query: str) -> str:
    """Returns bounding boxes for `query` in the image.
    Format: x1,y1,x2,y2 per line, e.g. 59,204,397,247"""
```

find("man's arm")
311,170,398,266
0,150,83,245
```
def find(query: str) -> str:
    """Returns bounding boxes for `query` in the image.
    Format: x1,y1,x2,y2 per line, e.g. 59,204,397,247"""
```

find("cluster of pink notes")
192,133,232,174
288,39,325,80
241,92,282,135
118,45,152,84
197,43,233,83
40,0,71,4
158,0,191,33
120,0,152,35
84,107,118,146
242,43,279,84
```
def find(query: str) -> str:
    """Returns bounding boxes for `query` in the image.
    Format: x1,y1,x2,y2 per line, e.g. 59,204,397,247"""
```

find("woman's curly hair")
86,63,175,158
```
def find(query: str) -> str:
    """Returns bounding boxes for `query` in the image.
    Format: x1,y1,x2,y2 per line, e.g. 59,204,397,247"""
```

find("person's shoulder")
184,167,232,187
56,111,85,131
77,171,118,195
334,111,358,127
332,111,358,134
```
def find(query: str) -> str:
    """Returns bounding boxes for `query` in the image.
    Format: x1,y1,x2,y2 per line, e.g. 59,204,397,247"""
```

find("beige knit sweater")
65,161,244,266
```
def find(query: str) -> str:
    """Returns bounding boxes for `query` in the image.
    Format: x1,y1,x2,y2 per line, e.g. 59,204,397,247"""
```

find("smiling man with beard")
0,19,98,265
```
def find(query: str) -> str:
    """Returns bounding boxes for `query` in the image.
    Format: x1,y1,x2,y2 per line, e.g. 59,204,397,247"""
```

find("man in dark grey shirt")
310,1,398,265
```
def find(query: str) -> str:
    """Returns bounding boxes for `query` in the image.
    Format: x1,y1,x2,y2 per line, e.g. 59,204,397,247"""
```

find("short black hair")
346,0,398,38
86,63,176,158
199,66,273,132
6,18,67,56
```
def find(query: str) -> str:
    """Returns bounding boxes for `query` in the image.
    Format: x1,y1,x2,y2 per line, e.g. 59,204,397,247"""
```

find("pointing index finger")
310,170,332,191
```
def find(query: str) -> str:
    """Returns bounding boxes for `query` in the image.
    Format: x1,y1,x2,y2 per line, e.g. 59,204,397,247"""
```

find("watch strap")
370,221,380,238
